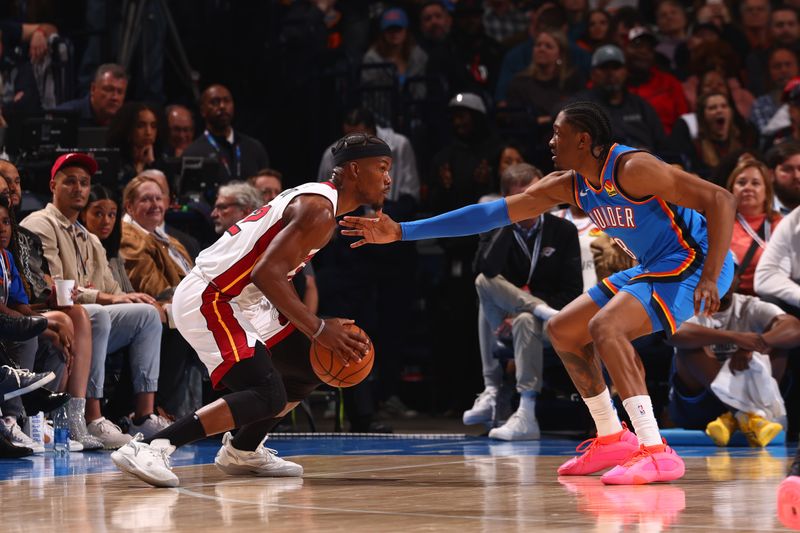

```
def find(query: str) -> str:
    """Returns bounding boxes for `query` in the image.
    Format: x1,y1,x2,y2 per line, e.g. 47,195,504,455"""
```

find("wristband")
311,319,326,339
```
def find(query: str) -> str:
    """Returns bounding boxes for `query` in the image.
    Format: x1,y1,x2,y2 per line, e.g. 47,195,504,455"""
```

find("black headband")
332,143,392,166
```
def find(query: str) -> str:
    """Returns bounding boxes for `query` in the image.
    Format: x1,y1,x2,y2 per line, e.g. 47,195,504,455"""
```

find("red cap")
783,76,800,103
50,153,98,180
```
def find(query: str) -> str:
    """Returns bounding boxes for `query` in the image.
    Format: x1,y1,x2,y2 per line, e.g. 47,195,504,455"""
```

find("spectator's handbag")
731,218,767,292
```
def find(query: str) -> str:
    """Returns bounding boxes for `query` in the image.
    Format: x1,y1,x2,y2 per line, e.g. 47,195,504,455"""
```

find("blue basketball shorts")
587,251,735,336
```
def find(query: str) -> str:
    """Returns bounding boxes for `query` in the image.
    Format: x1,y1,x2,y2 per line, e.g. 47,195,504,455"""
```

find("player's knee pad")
224,369,288,427
282,377,321,403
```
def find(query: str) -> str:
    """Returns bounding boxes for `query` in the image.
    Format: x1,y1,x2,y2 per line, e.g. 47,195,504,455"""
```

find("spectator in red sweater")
625,26,687,135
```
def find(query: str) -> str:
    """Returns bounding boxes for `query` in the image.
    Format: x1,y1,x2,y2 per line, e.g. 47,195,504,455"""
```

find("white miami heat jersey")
193,181,338,299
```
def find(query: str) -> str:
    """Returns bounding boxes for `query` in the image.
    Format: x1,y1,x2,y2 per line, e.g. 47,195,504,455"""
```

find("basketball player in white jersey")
112,133,393,487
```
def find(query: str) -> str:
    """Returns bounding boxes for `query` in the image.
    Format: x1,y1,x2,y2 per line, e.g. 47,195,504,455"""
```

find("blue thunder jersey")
572,143,708,281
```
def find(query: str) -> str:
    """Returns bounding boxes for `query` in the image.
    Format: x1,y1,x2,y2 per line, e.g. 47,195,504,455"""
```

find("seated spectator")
726,160,783,296
0,192,95,453
106,102,166,187
138,169,202,260
210,181,262,235
683,62,754,122
482,0,528,47
495,4,592,104
745,5,800,97
20,153,167,447
0,20,61,114
55,63,127,127
576,9,612,53
182,84,269,183
764,141,800,215
668,290,800,446
464,163,582,440
79,185,133,292
750,47,799,139
430,93,503,213
755,197,800,316
668,92,756,182
569,44,666,152
624,26,687,135
553,204,602,290
248,169,283,203
506,29,585,128
654,0,688,73
362,7,428,112
119,176,193,298
0,162,101,450
82,183,203,418
165,104,195,157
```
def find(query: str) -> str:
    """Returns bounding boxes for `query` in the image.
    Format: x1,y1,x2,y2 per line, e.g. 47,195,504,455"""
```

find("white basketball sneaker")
215,432,303,477
111,433,179,488
488,405,541,441
462,388,497,426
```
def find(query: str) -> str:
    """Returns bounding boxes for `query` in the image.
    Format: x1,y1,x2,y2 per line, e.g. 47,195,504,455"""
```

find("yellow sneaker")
705,412,738,446
735,412,783,447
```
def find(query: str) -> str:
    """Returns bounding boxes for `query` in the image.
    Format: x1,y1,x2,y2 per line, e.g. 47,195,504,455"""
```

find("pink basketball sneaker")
600,441,685,485
557,423,639,476
777,476,800,530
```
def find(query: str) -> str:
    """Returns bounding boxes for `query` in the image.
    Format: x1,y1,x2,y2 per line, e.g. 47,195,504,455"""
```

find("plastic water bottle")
53,406,69,456
29,411,45,449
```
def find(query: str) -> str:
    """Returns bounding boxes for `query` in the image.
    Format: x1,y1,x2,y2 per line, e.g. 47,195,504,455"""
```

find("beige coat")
120,222,194,298
20,203,122,304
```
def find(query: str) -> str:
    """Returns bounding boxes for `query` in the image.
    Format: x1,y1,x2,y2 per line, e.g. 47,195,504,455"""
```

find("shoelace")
573,436,602,458
132,438,173,469
98,420,121,434
9,423,33,444
622,446,661,471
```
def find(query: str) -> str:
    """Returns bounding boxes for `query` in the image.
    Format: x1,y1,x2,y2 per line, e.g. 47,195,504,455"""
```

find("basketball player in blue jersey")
341,101,736,485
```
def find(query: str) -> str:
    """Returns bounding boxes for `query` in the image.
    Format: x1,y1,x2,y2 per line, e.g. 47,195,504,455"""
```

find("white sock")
483,385,499,396
622,395,661,446
583,389,623,436
519,392,536,412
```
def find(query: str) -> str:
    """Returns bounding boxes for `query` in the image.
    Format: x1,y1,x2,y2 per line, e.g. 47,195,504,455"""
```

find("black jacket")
182,130,270,183
473,213,583,310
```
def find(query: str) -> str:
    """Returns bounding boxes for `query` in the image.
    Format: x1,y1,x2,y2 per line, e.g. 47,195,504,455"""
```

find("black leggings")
219,329,322,450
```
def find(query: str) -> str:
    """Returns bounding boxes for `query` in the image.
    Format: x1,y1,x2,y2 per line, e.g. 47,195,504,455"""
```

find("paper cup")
55,279,75,306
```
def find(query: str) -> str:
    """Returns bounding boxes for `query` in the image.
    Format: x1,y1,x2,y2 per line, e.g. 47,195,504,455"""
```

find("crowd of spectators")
0,0,799,454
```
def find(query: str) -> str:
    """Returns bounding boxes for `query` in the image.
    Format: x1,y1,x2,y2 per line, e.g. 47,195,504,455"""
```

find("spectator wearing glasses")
210,181,263,235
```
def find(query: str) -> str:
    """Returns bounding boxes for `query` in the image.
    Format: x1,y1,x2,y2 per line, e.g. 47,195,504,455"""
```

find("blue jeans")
83,303,162,398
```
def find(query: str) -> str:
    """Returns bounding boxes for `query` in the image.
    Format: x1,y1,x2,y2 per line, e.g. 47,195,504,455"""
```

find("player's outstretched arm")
339,171,574,248
616,154,736,315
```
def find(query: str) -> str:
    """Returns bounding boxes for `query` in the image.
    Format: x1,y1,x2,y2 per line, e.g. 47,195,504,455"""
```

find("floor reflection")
559,476,685,532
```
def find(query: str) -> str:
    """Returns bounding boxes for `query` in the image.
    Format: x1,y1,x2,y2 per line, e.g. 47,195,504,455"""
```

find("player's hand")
733,332,769,354
339,210,402,248
729,349,753,373
694,276,720,316
315,318,369,366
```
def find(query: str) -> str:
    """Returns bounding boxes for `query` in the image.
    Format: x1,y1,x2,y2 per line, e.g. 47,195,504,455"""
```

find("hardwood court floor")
0,443,794,532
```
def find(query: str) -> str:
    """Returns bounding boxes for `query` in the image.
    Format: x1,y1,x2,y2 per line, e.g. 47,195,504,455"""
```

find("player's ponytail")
561,101,613,161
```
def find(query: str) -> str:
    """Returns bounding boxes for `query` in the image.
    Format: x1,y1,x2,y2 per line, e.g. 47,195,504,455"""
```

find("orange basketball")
310,324,375,388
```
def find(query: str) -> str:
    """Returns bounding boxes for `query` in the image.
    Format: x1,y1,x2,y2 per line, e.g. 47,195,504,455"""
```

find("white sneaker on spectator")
1,416,44,453
380,395,418,419
87,417,133,449
462,388,497,426
488,406,540,441
128,414,171,440
215,432,303,477
44,423,84,452
111,433,178,488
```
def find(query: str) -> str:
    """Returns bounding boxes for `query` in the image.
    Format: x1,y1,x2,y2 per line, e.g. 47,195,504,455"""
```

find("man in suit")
463,163,583,440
